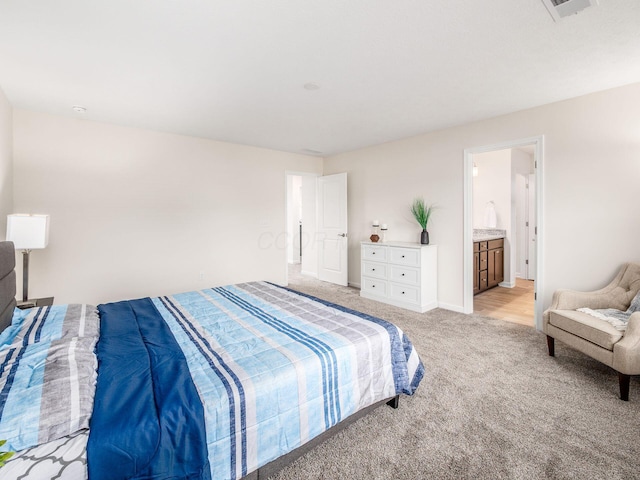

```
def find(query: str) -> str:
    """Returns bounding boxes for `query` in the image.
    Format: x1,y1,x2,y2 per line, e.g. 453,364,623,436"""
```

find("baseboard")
300,270,318,278
360,290,438,313
437,302,465,313
499,281,515,288
349,281,361,289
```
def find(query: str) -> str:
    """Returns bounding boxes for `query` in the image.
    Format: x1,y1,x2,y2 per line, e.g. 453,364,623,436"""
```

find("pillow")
4,304,99,348
0,336,98,452
0,309,28,349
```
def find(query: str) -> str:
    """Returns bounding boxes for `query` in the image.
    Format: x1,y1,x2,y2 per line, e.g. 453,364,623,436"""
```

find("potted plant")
410,198,434,244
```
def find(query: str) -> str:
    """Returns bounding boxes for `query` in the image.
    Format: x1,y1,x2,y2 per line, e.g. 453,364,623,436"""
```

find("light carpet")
270,271,640,480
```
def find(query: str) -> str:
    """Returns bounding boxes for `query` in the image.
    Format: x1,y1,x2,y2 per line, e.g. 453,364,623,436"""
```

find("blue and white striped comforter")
90,281,424,480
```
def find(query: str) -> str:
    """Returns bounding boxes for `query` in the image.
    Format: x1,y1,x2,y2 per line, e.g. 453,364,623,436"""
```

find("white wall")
511,149,533,178
0,87,12,239
472,149,511,230
324,82,640,312
12,110,322,304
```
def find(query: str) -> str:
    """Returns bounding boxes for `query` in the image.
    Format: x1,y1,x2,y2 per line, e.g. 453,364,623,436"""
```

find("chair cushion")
548,309,624,351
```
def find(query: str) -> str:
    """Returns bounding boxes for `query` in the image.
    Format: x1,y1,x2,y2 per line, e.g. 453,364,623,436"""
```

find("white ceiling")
1,0,639,156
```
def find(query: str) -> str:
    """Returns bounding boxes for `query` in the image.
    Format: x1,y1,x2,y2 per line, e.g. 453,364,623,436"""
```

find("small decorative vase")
370,223,380,242
420,229,429,245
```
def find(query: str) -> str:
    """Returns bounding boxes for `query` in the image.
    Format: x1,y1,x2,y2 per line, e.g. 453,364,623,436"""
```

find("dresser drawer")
389,247,420,267
362,261,387,279
479,251,488,271
479,272,488,290
362,277,387,296
389,283,420,304
488,238,504,250
362,245,387,262
389,265,420,286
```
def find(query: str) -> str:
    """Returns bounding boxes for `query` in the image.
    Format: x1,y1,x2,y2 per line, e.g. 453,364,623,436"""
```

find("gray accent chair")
543,263,640,401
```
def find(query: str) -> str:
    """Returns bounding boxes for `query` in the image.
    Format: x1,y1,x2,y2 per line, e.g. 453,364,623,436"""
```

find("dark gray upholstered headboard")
0,241,16,333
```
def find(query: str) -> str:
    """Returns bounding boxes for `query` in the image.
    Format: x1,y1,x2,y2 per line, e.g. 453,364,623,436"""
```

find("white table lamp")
6,214,50,302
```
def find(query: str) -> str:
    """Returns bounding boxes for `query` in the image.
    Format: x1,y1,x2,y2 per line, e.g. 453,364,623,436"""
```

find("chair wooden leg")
619,372,630,401
546,335,555,357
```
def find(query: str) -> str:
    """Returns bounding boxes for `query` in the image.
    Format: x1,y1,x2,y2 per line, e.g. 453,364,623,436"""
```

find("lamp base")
22,250,31,302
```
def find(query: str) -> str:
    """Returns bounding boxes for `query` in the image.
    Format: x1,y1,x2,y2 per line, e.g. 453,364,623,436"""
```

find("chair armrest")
613,312,640,375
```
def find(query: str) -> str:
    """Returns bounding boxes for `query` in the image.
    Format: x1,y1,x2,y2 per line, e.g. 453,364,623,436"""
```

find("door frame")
514,173,528,279
527,173,537,281
463,135,545,330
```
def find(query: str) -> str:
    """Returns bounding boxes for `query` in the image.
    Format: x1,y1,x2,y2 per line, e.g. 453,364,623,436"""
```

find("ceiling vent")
541,0,599,22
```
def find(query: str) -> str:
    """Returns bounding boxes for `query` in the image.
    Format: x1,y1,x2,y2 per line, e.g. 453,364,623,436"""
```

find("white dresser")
360,241,437,313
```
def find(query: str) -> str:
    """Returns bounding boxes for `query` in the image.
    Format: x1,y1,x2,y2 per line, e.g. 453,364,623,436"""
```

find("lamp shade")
6,214,50,249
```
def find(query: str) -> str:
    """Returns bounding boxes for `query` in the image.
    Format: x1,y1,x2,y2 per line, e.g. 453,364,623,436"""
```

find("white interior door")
317,173,348,286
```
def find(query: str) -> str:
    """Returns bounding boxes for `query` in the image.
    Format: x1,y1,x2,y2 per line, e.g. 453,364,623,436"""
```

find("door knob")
337,233,347,237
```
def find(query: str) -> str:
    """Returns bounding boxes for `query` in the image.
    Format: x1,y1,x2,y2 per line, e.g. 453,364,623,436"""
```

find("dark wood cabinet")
487,240,504,288
474,238,504,295
473,243,480,294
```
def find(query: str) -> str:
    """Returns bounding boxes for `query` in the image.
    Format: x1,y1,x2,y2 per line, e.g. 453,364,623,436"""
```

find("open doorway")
285,172,319,285
471,147,535,326
285,172,349,287
463,136,544,330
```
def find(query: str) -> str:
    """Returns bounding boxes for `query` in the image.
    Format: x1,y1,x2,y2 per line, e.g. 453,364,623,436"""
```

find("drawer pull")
402,255,405,258
372,268,375,271
372,285,376,288
401,273,405,276
372,252,376,255
402,291,405,295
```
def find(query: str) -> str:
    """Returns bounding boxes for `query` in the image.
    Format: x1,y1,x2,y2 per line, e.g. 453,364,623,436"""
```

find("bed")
0,240,424,479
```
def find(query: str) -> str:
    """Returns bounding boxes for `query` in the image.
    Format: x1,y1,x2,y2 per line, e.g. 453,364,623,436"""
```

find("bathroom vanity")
473,230,505,295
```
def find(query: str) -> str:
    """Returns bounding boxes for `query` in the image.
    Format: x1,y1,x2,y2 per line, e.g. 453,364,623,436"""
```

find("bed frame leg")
386,395,399,409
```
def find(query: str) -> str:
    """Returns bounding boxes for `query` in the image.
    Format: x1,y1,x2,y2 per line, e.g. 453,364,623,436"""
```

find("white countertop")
473,229,506,242
473,234,505,242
